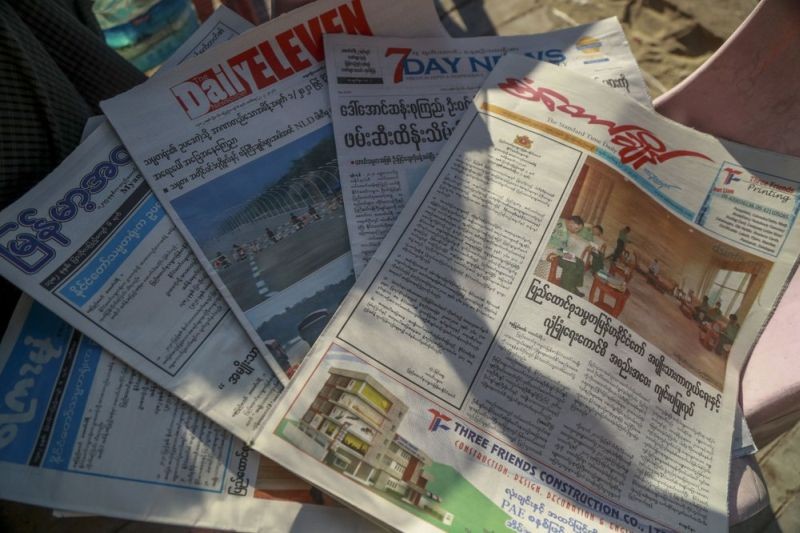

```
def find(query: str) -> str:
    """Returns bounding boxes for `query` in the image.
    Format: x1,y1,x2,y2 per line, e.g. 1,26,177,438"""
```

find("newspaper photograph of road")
172,125,355,373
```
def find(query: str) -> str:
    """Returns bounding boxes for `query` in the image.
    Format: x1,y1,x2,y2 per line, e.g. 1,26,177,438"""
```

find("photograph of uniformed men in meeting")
533,157,774,390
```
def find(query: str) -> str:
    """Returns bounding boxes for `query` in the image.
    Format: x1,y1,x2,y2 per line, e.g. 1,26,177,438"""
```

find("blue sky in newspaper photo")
172,124,338,244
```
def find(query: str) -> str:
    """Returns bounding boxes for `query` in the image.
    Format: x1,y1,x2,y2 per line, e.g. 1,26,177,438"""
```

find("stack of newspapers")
2,1,795,531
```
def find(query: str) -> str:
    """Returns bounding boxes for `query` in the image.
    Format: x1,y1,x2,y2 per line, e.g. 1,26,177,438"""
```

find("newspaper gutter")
259,56,800,532
325,18,652,275
0,10,285,452
0,296,377,532
101,0,448,375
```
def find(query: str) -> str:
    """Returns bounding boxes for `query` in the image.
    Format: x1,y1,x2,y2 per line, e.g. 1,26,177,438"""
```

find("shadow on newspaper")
268,115,731,531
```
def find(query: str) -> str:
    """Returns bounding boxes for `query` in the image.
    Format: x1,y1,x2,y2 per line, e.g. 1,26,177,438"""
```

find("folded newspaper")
324,18,652,275
257,55,800,531
26,13,366,526
0,295,374,532
0,0,449,457
0,14,287,453
101,0,448,376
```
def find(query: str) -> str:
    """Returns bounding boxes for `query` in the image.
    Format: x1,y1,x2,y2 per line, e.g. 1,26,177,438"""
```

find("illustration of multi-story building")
297,368,444,512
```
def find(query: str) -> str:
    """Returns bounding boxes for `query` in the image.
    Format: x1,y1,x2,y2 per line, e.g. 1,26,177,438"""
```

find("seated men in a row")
549,215,590,296
548,216,612,296
716,313,740,355
694,295,740,355
583,225,607,275
694,296,722,323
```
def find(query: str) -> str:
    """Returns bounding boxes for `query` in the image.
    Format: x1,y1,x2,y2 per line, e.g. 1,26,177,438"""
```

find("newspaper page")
0,7,296,449
0,296,375,532
101,0,448,374
0,121,283,448
47,10,254,520
259,56,800,532
325,19,652,275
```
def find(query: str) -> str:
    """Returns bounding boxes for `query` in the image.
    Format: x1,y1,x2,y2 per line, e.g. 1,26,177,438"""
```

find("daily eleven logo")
170,0,373,119
498,76,713,170
428,408,452,432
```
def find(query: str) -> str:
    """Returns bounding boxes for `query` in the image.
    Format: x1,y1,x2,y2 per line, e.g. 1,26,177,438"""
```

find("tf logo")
428,408,452,432
723,167,743,185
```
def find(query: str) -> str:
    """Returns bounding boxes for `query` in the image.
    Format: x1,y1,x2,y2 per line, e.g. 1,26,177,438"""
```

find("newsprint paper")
0,295,374,532
0,122,282,450
102,0,448,376
259,56,800,532
325,18,652,275
0,11,286,451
